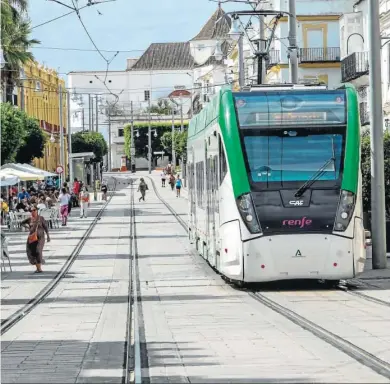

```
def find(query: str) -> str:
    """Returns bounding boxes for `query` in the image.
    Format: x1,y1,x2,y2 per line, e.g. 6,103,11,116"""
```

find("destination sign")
255,112,327,124
233,90,346,127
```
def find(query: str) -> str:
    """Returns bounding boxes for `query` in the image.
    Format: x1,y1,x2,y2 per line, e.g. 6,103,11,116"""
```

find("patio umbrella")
0,174,19,187
1,163,56,177
0,169,44,181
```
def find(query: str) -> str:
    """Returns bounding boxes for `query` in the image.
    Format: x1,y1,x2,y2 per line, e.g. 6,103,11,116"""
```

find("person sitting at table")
17,187,30,202
16,198,29,212
37,197,46,211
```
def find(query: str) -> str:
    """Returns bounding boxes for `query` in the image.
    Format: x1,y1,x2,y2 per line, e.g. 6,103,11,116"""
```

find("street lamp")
214,41,224,61
228,17,242,41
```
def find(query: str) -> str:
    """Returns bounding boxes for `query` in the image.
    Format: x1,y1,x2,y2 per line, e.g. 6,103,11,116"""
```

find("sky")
28,0,237,78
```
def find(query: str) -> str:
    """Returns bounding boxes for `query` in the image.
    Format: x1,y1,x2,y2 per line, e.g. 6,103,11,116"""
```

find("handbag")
28,220,39,244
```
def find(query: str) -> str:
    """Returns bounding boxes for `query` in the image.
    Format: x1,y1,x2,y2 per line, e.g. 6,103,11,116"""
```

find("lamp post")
228,17,245,88
346,33,365,55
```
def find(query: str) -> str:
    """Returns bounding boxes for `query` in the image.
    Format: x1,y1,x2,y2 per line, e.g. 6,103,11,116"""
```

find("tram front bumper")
243,233,359,282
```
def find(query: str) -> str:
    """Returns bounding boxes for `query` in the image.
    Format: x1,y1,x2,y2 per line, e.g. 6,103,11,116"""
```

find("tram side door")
207,154,217,267
190,148,197,243
205,142,210,260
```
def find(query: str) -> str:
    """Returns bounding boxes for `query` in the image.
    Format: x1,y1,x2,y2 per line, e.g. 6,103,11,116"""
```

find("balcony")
341,52,369,83
267,50,280,68
359,101,370,126
299,47,340,63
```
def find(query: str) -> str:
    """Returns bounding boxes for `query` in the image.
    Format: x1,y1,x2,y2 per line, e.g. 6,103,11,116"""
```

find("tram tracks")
147,176,390,381
0,177,118,335
124,178,149,384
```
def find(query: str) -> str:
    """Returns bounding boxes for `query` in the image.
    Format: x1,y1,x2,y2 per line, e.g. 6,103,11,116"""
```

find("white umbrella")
1,163,56,177
0,174,19,187
0,168,44,181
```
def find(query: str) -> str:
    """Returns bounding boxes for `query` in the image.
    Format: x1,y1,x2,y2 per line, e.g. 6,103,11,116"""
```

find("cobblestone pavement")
1,200,105,323
134,172,389,383
1,181,132,384
2,171,390,383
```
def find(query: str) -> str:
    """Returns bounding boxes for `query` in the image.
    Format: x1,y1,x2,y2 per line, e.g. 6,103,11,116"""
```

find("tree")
1,0,40,99
0,102,26,163
160,130,188,161
124,121,189,162
71,131,108,163
147,99,172,115
361,131,390,216
15,116,47,163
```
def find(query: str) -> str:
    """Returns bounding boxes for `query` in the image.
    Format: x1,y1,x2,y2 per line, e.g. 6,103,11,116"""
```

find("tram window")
219,135,228,184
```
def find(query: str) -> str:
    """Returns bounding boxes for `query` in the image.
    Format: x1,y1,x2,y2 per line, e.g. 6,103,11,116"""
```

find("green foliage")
15,115,47,163
71,131,108,163
124,121,188,161
361,131,390,214
1,0,40,96
0,102,25,163
147,99,172,115
160,130,188,161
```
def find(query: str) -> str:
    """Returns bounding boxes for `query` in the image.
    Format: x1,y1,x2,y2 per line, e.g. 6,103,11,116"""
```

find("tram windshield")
233,90,347,188
241,132,344,185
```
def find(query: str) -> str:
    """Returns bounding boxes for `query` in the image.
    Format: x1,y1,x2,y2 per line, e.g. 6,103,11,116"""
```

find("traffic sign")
56,165,64,174
130,148,136,156
153,151,165,155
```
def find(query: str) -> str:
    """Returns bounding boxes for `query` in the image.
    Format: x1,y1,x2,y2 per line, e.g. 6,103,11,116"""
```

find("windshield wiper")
294,156,336,198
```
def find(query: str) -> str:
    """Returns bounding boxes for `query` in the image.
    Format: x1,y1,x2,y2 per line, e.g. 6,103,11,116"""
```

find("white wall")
272,0,355,14
277,20,340,62
279,66,342,88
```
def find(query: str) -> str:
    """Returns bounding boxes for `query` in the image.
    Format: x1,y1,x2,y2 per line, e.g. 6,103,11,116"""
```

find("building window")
118,128,124,137
144,90,150,101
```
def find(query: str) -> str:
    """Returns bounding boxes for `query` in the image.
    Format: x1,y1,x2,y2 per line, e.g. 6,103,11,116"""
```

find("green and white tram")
187,83,365,284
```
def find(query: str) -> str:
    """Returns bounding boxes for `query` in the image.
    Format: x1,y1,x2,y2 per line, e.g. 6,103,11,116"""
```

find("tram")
186,83,366,284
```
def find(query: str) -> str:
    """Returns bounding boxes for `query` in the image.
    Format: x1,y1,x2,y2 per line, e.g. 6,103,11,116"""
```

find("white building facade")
339,0,390,131
68,6,233,170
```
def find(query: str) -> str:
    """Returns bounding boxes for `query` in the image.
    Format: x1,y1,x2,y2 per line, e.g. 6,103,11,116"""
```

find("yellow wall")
18,61,68,176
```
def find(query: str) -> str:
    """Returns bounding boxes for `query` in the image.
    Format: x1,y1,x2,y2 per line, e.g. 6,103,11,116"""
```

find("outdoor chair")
1,234,12,272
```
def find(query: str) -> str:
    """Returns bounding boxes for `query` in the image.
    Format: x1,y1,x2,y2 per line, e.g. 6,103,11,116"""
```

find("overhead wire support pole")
130,101,135,173
288,0,299,83
67,90,73,183
95,95,99,132
172,106,176,169
148,96,151,174
368,0,387,268
59,84,65,186
108,110,111,172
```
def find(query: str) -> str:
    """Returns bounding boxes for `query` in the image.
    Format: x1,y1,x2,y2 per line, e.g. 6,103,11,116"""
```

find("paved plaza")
1,172,390,383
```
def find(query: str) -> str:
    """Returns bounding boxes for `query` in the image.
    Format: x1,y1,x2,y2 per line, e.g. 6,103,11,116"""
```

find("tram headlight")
236,193,262,234
333,190,356,232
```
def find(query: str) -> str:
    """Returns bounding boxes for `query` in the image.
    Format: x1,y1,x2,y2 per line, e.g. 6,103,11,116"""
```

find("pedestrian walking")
101,182,108,201
161,171,166,187
175,174,182,197
169,173,175,191
137,178,148,202
58,187,70,226
79,187,90,218
21,205,50,273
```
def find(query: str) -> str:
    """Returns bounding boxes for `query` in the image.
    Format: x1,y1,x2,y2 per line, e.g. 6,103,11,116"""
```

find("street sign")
153,151,165,155
56,165,64,174
174,85,186,90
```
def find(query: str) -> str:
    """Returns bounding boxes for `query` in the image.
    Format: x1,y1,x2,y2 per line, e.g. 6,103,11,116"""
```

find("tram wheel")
324,279,340,288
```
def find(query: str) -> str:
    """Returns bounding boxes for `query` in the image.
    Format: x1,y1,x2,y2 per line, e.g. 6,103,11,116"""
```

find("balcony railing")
299,47,340,63
267,50,280,67
341,52,369,82
359,101,370,126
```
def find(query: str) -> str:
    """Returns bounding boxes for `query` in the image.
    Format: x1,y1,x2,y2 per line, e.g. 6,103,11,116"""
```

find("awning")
0,174,19,187
0,169,45,181
1,163,56,177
